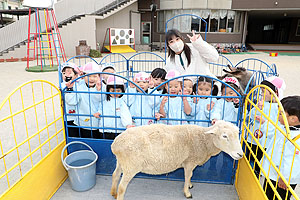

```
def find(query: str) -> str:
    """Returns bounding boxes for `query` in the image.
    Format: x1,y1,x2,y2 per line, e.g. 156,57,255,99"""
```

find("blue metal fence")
61,73,243,184
60,52,278,185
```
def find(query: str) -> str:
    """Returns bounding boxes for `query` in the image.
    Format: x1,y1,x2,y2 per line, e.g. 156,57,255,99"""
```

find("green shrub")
89,49,101,58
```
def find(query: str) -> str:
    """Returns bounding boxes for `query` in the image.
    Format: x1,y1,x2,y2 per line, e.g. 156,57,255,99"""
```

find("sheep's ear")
204,126,218,135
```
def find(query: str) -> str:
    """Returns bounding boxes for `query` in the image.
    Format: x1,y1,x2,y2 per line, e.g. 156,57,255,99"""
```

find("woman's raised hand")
187,30,201,42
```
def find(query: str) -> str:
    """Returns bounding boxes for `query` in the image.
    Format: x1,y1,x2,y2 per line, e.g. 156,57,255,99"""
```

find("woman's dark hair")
281,96,300,121
221,82,240,95
151,68,166,79
193,76,218,96
166,29,192,67
106,84,125,101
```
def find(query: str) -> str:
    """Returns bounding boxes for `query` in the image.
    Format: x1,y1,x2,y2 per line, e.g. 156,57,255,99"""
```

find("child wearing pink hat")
155,69,193,125
93,75,134,139
64,62,102,138
246,76,286,176
124,72,160,126
210,76,241,124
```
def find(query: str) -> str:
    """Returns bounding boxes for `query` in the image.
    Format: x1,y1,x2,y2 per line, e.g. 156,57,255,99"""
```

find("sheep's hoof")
189,184,193,189
110,191,117,199
184,192,192,199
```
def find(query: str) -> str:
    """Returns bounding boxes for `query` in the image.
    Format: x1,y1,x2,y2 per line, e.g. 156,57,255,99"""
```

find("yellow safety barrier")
0,80,67,200
235,85,300,200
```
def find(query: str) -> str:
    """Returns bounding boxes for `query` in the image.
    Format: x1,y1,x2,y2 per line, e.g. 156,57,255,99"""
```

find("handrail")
0,0,133,54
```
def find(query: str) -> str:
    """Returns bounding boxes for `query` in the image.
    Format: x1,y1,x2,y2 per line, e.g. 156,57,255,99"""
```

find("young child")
149,68,166,93
155,69,192,125
246,76,286,176
60,62,80,137
210,76,241,124
65,62,102,138
99,63,116,100
94,75,134,139
125,72,160,126
188,76,218,127
262,95,300,200
100,62,116,86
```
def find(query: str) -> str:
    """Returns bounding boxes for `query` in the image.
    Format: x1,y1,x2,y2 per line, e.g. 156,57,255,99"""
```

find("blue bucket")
61,141,98,192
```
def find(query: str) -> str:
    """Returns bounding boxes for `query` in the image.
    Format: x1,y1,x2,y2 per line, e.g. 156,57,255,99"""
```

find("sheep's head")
205,120,243,160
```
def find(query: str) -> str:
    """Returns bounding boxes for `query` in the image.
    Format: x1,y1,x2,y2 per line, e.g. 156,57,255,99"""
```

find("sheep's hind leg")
183,163,197,198
111,160,122,199
116,169,138,200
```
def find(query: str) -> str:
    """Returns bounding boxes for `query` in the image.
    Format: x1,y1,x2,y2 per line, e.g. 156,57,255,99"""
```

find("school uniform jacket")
188,97,217,127
210,99,240,123
124,87,160,126
65,79,101,129
247,102,279,148
98,98,132,133
262,125,300,184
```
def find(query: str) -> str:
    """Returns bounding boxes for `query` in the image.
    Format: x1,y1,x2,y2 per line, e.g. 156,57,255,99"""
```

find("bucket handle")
61,141,95,171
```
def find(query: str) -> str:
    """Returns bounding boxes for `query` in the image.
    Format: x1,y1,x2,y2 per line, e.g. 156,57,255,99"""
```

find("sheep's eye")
222,135,228,139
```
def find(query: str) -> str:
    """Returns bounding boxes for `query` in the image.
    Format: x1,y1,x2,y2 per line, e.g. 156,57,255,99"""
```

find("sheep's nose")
237,153,243,158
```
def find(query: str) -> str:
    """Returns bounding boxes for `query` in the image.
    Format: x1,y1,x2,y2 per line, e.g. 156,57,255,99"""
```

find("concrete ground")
51,175,239,200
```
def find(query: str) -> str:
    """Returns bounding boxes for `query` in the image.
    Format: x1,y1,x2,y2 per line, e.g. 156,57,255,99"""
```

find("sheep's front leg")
183,163,197,198
111,161,122,199
117,170,137,200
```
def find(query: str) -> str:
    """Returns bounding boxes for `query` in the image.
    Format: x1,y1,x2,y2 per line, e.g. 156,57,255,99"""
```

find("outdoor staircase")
0,0,136,57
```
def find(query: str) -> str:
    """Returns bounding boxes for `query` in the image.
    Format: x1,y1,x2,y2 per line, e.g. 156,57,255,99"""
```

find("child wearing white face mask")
164,29,219,81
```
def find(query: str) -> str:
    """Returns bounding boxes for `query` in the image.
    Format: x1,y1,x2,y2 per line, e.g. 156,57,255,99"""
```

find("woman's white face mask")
169,40,184,53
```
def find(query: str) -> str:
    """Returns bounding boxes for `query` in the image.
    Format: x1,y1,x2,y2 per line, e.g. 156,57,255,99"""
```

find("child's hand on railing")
181,89,189,101
207,101,215,111
93,112,101,118
155,112,163,120
255,115,265,124
193,97,199,104
126,125,135,129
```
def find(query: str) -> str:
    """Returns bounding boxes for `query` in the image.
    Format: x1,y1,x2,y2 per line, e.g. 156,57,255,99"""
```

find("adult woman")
164,29,219,77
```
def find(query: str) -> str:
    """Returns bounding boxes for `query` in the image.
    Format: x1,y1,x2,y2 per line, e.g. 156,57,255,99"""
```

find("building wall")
232,0,300,9
96,2,140,49
159,0,232,10
60,15,96,57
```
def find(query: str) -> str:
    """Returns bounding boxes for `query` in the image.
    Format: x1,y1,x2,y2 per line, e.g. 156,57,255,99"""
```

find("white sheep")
110,120,243,200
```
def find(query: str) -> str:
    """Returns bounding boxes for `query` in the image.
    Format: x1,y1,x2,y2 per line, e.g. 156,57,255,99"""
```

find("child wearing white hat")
60,62,80,137
155,69,192,125
246,76,286,176
124,72,160,126
65,62,102,138
93,75,134,139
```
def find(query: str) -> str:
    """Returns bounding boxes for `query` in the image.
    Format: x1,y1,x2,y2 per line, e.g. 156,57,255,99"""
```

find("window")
296,19,300,36
158,11,165,33
158,10,242,33
191,16,200,32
